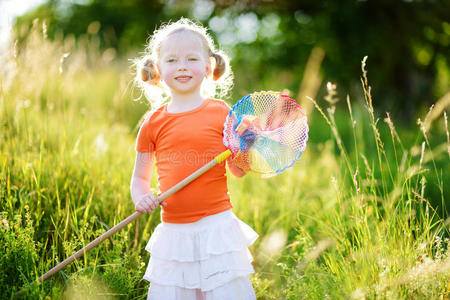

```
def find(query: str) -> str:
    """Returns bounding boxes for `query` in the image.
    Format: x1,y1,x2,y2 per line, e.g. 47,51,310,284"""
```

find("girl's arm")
227,157,247,178
130,152,166,213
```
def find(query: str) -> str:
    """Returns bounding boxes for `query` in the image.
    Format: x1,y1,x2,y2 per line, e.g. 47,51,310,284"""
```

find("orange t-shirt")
135,98,232,223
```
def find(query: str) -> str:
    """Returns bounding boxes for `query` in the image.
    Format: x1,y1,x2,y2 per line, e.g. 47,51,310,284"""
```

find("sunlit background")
1,0,448,299
5,0,450,117
0,0,46,52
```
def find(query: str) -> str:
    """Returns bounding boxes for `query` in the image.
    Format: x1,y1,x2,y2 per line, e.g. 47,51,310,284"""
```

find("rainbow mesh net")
223,91,309,177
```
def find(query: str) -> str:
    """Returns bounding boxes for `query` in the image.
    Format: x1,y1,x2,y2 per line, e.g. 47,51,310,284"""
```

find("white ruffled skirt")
144,209,258,300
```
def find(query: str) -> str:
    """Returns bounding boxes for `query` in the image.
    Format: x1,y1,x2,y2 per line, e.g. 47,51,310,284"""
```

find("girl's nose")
177,61,187,71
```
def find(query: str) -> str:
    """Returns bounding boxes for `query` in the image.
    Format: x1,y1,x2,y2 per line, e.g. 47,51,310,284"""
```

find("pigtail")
140,57,160,85
132,55,166,110
210,52,227,81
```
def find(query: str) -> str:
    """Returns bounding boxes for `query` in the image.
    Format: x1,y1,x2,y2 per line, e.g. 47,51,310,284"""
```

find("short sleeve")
222,100,231,112
135,119,155,152
217,99,231,118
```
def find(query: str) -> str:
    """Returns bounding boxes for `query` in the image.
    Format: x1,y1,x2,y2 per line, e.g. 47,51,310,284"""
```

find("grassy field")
1,24,449,299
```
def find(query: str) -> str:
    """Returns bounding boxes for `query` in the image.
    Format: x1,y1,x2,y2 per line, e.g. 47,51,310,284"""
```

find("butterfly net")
223,91,309,177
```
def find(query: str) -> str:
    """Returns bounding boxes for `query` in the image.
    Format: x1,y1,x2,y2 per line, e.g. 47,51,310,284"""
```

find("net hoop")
223,91,309,177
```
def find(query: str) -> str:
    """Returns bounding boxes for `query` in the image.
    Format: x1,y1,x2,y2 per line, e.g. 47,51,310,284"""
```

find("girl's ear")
156,62,162,75
205,59,212,78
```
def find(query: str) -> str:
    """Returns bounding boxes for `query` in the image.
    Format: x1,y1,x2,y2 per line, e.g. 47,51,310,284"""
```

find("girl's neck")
167,90,206,113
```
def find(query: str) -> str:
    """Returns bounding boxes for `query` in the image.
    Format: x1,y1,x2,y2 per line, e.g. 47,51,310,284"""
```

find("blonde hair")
134,18,233,109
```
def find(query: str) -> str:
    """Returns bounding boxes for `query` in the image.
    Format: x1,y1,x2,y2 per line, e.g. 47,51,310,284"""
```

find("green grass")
1,24,449,299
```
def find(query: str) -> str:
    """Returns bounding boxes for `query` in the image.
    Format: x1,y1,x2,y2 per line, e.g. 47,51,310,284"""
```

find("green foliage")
98,231,147,297
0,210,39,298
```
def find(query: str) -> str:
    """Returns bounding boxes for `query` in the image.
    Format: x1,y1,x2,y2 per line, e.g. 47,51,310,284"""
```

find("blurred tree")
273,0,450,116
13,0,168,53
13,0,450,117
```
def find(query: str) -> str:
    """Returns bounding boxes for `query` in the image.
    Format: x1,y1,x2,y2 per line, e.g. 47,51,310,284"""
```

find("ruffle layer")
144,248,254,291
143,210,258,291
148,276,256,299
145,211,258,262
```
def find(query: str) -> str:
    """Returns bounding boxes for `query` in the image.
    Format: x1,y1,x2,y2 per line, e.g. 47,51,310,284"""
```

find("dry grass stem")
445,112,450,157
424,92,450,131
384,112,402,145
298,46,325,115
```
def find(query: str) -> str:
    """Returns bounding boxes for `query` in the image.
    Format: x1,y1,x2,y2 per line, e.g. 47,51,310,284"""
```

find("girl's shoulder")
207,98,231,111
139,103,168,128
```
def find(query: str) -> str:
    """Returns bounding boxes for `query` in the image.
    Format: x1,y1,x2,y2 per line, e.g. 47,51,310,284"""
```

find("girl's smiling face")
157,31,211,96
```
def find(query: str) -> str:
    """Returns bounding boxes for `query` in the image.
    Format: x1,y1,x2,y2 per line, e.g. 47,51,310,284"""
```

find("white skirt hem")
147,276,256,300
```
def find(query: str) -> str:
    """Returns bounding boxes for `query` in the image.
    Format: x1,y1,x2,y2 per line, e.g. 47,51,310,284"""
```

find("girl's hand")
234,115,260,153
135,194,167,214
235,115,261,135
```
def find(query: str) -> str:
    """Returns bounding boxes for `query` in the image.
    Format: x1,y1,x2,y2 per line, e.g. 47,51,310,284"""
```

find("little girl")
130,18,258,300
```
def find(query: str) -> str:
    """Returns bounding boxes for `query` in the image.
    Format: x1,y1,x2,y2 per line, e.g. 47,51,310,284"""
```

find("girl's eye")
167,58,176,63
188,58,199,61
